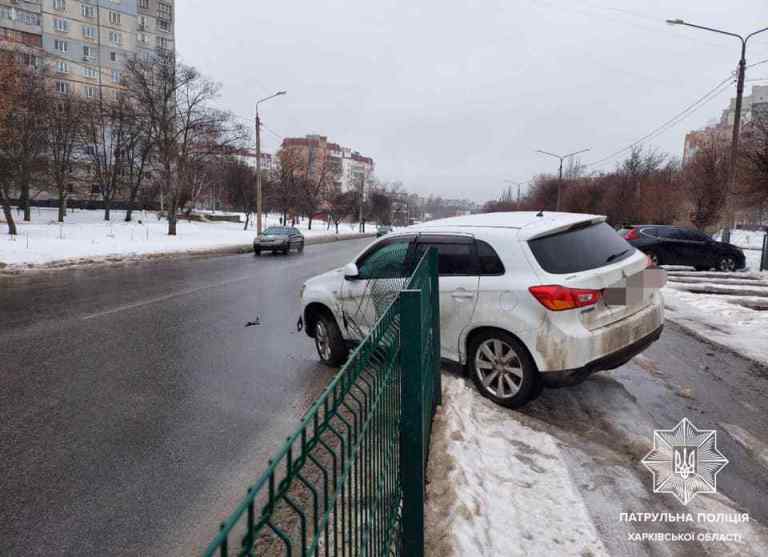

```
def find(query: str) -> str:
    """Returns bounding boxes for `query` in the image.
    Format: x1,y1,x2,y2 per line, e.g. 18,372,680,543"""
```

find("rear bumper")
542,324,663,387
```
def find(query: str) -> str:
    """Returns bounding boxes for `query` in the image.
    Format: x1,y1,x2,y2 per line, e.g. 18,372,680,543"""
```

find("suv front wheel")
314,313,348,367
468,331,539,408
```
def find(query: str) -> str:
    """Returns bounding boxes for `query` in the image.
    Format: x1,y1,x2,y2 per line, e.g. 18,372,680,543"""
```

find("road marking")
80,276,255,320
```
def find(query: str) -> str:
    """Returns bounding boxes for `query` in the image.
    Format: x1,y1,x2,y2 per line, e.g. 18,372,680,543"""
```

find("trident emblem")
673,447,696,479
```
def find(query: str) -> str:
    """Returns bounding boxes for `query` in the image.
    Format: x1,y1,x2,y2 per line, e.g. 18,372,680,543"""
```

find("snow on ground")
662,268,768,366
425,374,609,557
0,208,370,269
713,229,767,251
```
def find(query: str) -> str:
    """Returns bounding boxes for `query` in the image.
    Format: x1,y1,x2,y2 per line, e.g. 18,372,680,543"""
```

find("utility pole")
255,109,262,233
666,19,768,237
254,91,286,235
504,179,528,208
358,172,365,232
535,148,590,211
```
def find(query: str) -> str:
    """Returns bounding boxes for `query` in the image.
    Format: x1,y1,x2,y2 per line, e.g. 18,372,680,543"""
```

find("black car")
623,225,745,271
376,225,393,238
254,226,304,255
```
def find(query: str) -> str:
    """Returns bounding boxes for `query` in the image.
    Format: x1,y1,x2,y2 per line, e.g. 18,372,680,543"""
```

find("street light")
255,91,287,234
504,179,529,207
535,148,590,211
666,19,768,236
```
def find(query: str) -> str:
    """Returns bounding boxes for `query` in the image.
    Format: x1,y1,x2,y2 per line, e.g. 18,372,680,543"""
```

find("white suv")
299,212,665,408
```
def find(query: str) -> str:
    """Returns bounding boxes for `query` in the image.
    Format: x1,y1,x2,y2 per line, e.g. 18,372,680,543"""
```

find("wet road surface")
519,321,768,556
0,239,371,556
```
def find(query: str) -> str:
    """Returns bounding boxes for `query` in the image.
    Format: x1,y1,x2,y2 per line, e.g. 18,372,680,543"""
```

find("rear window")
528,222,635,274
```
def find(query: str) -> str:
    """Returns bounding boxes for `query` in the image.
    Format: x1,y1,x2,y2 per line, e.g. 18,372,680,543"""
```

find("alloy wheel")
718,256,736,272
315,321,332,361
474,339,523,399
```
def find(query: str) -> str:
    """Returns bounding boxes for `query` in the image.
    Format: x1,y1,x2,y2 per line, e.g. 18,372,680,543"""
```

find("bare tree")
125,53,240,235
0,57,48,228
326,189,357,233
81,92,139,221
682,132,729,229
271,147,303,224
123,111,154,222
43,83,86,223
220,156,257,230
740,117,768,221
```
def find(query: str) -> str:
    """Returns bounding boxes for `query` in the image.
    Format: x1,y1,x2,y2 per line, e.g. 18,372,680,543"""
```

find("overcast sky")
177,0,768,202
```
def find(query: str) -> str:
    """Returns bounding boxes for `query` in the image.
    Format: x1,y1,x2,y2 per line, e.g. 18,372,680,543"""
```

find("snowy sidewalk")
0,208,373,272
425,374,609,557
662,268,768,367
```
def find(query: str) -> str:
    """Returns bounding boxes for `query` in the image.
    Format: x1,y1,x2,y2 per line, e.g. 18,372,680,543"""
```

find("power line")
585,74,736,170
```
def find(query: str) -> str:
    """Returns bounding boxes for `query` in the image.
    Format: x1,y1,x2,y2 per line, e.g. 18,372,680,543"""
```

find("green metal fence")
203,248,441,557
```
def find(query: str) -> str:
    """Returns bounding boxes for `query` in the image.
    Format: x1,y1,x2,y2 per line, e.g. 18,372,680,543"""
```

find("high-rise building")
280,134,374,192
0,0,175,98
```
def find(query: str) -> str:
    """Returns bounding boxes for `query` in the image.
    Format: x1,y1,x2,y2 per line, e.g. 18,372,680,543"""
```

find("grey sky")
177,0,768,202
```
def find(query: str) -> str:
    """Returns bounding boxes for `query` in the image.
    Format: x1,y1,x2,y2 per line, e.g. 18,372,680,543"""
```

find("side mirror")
343,262,360,280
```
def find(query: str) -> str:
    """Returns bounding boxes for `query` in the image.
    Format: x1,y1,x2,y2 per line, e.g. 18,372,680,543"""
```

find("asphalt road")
0,239,371,557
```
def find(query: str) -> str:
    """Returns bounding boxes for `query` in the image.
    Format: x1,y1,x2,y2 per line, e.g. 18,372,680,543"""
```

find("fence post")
761,233,768,272
428,249,442,407
400,289,425,557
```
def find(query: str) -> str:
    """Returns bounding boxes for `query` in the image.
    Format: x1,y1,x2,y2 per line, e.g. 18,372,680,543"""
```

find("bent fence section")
203,249,441,557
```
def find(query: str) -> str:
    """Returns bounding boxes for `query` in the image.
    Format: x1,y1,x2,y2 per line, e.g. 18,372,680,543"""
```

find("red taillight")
529,285,602,311
624,228,639,241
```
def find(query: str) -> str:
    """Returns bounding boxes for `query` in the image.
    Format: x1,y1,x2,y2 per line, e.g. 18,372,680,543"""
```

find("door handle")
451,291,475,299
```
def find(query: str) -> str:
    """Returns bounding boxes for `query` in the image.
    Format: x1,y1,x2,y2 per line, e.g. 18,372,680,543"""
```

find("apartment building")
281,134,374,192
684,85,768,162
0,0,175,98
0,0,44,67
720,85,768,128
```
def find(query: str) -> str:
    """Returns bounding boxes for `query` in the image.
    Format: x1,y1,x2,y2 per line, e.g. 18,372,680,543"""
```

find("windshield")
262,227,291,235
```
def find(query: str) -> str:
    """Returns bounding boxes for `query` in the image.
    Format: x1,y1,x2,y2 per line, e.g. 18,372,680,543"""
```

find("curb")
0,233,376,277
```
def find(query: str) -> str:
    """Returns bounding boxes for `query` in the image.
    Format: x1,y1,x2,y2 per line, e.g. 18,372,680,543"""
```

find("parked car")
376,225,393,237
299,212,664,409
623,225,745,271
254,226,304,255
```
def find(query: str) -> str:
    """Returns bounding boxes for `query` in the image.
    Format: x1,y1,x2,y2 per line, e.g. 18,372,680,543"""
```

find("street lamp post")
255,91,286,235
666,19,768,235
535,148,590,211
504,180,529,207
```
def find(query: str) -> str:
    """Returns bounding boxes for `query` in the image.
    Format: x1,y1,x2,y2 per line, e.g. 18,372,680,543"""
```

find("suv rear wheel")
314,313,348,367
468,331,539,409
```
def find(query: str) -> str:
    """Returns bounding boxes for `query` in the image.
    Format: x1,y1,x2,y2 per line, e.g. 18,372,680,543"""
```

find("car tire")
254,248,261,256
645,250,661,267
717,255,736,272
468,331,539,409
298,241,305,253
314,313,348,367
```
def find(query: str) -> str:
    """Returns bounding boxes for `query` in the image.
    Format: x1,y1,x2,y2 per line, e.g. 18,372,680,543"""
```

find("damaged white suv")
300,212,665,408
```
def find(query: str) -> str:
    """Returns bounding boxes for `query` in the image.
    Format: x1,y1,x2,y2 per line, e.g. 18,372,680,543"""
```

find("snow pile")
425,374,608,557
0,208,370,269
663,270,768,366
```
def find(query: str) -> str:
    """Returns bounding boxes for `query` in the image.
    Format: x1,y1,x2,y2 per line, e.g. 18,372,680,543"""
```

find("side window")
687,230,710,242
640,227,658,238
413,236,477,276
668,229,689,240
357,238,413,279
476,240,505,275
